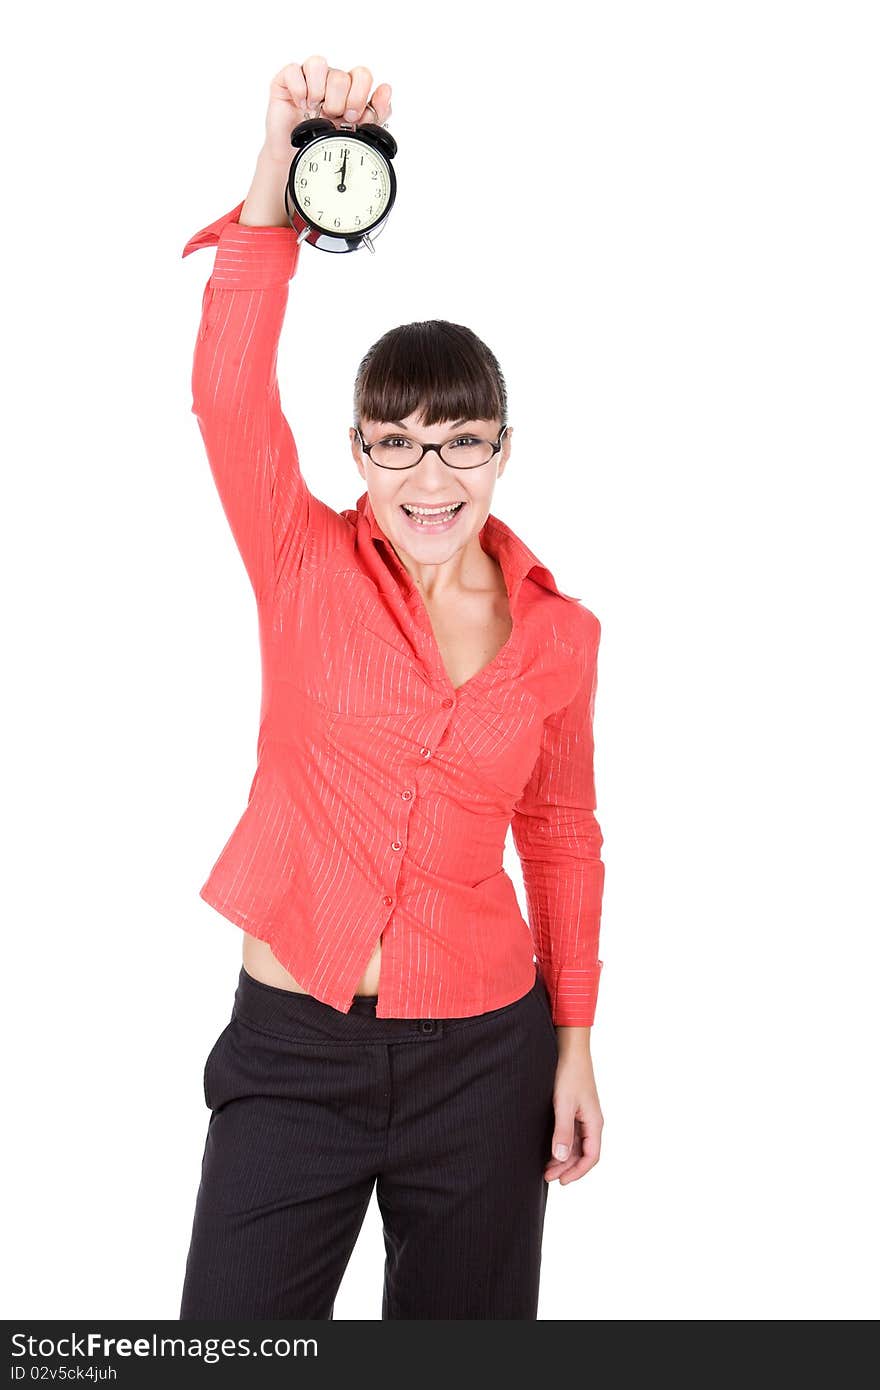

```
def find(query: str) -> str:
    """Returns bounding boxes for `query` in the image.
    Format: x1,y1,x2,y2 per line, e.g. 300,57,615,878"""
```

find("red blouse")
181,201,606,1026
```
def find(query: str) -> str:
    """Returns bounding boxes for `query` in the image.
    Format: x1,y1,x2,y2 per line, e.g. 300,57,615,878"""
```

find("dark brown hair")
352,319,508,431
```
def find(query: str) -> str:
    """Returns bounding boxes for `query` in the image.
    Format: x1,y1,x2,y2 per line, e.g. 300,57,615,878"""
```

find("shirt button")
419,746,432,758
391,840,403,851
382,894,394,907
401,789,414,800
441,697,453,708
419,1020,435,1034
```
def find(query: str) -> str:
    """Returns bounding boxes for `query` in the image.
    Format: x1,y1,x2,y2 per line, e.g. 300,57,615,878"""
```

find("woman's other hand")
545,1042,604,1185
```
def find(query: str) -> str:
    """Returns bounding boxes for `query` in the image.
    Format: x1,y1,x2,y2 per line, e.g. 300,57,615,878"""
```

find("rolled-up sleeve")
511,614,606,1026
181,202,312,602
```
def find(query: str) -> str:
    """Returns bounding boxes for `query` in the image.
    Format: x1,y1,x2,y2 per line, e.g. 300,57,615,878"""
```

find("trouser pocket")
532,972,559,1048
202,1015,235,1110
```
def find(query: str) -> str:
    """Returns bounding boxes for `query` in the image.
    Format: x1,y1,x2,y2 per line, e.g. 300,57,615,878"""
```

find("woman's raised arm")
181,58,392,605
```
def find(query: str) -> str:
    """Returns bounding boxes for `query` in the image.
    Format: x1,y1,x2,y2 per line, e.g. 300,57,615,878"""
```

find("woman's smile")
398,499,467,531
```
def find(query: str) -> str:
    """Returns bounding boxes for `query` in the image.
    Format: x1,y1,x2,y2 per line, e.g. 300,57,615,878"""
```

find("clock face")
293,136,392,235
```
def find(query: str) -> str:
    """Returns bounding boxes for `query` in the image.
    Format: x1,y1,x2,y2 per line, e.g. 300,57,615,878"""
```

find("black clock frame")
286,117,398,254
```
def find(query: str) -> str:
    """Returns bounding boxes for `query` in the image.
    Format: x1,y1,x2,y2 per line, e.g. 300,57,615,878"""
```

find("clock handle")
302,94,388,131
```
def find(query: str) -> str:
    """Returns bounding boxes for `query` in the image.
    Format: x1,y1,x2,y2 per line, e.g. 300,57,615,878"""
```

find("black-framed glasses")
355,424,510,470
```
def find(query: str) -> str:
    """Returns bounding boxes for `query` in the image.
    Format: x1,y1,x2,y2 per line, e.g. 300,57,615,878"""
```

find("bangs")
353,319,508,430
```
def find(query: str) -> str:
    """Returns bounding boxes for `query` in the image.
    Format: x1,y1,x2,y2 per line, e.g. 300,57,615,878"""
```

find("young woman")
178,55,606,1321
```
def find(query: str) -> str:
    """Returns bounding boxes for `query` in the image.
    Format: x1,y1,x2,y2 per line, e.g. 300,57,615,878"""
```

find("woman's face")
349,409,512,564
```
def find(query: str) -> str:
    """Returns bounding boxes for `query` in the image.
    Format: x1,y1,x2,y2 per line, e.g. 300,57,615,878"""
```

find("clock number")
371,168,378,179
304,196,311,207
334,217,341,227
308,160,318,172
323,149,333,161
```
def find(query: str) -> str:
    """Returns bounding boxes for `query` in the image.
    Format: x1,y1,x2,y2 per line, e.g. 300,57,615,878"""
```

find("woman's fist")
262,55,393,163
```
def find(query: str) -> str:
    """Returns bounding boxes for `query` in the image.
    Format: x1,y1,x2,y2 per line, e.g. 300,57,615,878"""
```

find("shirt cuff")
545,960,604,1027
181,200,301,289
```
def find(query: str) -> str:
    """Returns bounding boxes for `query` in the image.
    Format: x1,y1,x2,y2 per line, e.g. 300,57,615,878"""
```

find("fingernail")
554,1143,569,1160
345,108,358,121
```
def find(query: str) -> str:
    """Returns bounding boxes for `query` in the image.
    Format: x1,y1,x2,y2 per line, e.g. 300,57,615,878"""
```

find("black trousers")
178,961,559,1320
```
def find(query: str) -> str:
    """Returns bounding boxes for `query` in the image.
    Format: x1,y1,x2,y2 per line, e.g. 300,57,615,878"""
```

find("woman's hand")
261,54,393,164
545,1040,604,1185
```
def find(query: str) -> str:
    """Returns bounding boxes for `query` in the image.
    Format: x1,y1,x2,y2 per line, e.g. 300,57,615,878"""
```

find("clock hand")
336,150,348,193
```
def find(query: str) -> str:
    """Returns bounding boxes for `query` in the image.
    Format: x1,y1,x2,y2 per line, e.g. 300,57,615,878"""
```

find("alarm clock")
285,110,398,255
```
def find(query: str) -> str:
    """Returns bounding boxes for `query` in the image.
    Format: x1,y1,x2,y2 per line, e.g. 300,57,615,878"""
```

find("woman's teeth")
400,501,465,526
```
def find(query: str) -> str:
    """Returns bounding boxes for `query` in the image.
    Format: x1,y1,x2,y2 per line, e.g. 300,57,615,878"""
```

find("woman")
178,55,606,1321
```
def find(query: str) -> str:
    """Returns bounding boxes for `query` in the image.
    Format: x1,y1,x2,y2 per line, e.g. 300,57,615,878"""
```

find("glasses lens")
370,438,420,469
440,438,495,468
369,436,495,469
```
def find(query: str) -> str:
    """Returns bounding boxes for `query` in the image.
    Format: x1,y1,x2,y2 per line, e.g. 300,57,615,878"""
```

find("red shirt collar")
355,490,579,606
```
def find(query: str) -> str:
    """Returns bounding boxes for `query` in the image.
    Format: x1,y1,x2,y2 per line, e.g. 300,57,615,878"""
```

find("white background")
4,0,878,1321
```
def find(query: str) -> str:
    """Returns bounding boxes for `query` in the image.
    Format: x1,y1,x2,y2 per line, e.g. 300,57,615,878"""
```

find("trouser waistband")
231,963,543,1045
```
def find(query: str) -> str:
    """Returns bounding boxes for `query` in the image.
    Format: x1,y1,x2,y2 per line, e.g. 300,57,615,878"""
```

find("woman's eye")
382,436,412,448
450,436,479,447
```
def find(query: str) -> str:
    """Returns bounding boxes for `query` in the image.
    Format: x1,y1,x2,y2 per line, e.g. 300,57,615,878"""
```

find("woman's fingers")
343,66,374,121
301,53,330,113
323,66,354,118
271,56,391,129
270,63,307,109
364,82,393,124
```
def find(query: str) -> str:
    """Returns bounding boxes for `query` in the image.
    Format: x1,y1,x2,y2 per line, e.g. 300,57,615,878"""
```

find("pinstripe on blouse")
181,201,605,1026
